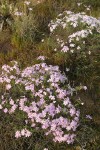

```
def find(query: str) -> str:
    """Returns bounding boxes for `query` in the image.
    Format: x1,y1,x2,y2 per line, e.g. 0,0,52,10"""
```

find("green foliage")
0,0,14,31
11,14,37,49
38,10,100,99
0,109,99,150
82,0,100,8
0,0,100,149
76,114,100,150
0,48,38,68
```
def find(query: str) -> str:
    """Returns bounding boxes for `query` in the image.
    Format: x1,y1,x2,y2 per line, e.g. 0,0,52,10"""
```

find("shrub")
11,0,39,49
0,0,14,31
38,10,100,99
0,60,82,144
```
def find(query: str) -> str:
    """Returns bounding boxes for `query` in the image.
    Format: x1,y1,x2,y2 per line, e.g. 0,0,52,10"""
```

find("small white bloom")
86,7,90,11
83,86,87,90
54,48,57,51
77,3,82,6
77,46,81,50
73,23,77,28
28,8,32,11
14,11,23,16
66,68,70,72
88,51,91,55
81,103,84,105
76,37,79,41
41,39,44,42
70,50,74,53
70,44,75,48
24,1,30,5
37,0,41,4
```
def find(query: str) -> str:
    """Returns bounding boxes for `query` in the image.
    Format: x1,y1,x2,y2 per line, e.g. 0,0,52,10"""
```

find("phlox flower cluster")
77,2,91,11
86,115,92,120
37,56,46,61
14,1,33,17
15,128,32,138
14,11,23,16
0,60,80,144
49,11,100,33
24,1,30,5
48,11,100,53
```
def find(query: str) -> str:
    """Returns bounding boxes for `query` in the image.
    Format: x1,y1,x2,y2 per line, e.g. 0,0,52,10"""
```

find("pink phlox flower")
86,115,92,119
3,108,8,113
69,107,76,116
6,84,11,90
63,97,70,106
15,131,21,138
